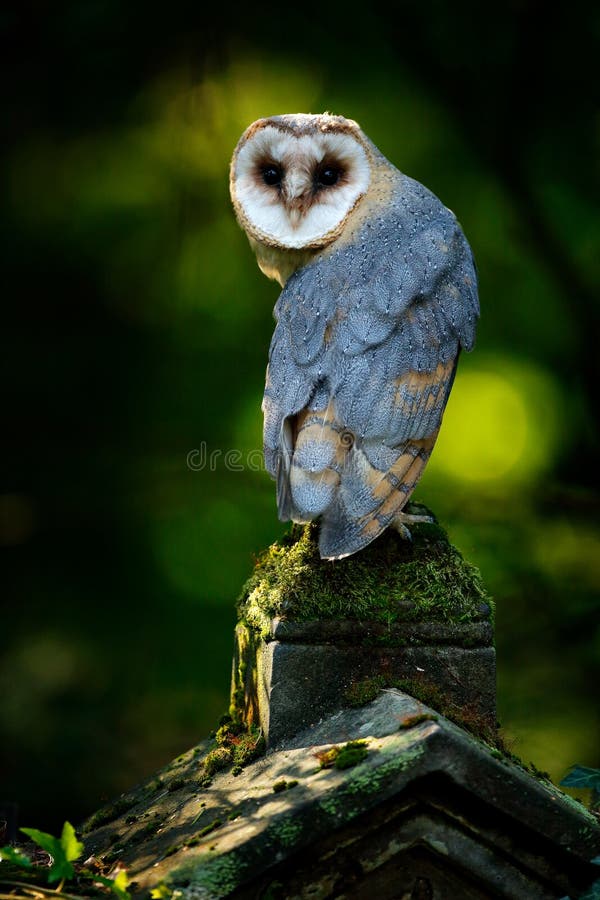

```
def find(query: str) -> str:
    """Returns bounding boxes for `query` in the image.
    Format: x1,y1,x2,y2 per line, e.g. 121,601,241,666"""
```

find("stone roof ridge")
82,688,600,900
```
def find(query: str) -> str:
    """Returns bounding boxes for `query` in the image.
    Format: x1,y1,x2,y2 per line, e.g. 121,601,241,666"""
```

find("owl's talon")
393,522,413,541
396,512,435,526
392,510,435,541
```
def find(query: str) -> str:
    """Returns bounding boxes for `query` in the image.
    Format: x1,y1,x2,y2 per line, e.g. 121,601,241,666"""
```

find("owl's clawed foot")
393,522,413,541
392,509,435,542
397,510,435,525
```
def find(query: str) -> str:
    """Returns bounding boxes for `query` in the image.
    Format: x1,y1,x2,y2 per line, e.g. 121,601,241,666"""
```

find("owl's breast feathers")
262,175,479,559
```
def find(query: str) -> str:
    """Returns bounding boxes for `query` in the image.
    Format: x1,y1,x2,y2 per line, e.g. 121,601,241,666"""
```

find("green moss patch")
164,822,225,859
81,795,138,834
344,673,499,745
345,676,387,707
200,718,265,782
343,672,557,787
398,712,438,728
272,779,299,793
317,740,370,770
238,506,491,634
197,819,222,838
203,747,234,777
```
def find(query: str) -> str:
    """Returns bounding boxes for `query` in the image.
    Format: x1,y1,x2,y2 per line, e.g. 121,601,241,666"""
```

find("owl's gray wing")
262,176,479,558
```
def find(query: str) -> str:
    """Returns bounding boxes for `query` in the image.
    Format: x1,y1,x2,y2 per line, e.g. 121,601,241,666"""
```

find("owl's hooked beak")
282,172,311,228
286,202,306,228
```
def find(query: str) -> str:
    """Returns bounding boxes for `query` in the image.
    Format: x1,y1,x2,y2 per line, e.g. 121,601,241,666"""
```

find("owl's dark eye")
317,166,340,187
262,165,282,186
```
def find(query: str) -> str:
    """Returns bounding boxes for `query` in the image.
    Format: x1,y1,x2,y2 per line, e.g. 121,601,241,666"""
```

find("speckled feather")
231,115,479,559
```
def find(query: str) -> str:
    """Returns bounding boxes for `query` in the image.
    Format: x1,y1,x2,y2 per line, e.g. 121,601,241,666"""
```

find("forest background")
2,0,598,828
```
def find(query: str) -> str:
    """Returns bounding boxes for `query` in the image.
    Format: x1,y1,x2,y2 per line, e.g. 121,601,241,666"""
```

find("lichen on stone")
238,506,491,633
173,849,248,898
318,739,425,820
344,751,419,798
267,815,304,848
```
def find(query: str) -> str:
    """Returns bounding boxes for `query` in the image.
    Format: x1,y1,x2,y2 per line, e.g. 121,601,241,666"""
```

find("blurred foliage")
1,0,598,829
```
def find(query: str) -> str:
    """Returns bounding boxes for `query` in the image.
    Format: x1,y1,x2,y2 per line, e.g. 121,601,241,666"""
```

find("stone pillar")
231,510,496,748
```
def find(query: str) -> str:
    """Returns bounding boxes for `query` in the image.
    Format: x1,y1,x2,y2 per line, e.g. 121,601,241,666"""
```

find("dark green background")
2,0,598,830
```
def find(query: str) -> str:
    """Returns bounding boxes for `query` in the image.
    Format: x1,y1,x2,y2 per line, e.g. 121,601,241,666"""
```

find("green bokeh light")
430,355,563,487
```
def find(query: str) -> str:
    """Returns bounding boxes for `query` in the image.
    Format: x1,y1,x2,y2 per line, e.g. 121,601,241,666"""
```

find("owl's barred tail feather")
285,404,349,520
282,402,438,560
317,432,437,559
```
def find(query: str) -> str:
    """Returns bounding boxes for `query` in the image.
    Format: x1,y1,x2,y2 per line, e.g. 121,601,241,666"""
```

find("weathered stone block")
232,617,496,748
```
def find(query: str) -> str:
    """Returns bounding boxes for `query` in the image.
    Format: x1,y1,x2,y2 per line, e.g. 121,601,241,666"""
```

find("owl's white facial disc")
232,123,371,250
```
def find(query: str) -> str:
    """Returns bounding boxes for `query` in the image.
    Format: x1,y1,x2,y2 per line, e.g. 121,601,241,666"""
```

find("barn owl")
230,114,479,560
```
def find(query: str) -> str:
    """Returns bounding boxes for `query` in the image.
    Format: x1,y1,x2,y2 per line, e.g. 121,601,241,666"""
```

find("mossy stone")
233,509,496,746
238,508,492,635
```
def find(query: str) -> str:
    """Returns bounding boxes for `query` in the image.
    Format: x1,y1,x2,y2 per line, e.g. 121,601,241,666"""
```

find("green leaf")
60,821,84,862
111,869,130,900
150,884,172,900
93,869,131,900
19,826,60,857
0,845,33,868
560,765,600,791
20,822,83,884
